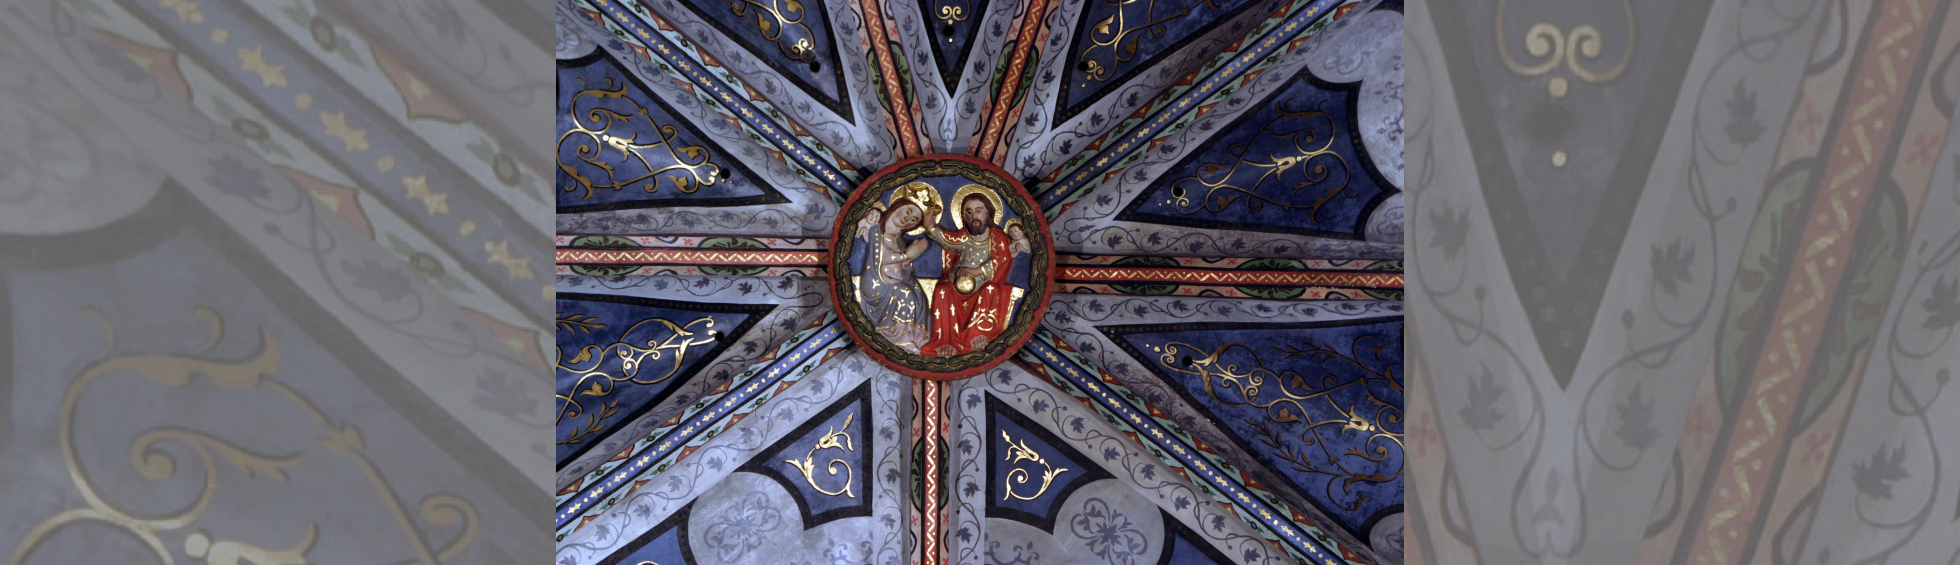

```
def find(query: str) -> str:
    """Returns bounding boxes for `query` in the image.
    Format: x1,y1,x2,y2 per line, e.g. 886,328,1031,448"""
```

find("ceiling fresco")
553,0,1405,563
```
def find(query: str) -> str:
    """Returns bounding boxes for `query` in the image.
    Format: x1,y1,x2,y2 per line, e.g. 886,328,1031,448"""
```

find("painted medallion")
831,155,1054,380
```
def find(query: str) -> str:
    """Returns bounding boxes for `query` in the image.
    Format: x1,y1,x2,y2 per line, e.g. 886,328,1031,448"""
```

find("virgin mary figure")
851,184,941,353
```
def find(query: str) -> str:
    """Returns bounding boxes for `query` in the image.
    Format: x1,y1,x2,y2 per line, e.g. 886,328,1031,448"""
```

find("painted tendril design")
727,0,819,62
1001,430,1069,500
1165,99,1356,220
1078,0,1201,81
558,77,724,200
1158,334,1403,509
783,413,859,497
556,315,720,444
10,308,479,565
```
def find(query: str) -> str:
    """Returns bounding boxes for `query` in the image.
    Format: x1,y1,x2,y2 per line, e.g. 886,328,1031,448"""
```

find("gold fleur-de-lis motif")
1493,0,1634,100
783,413,858,497
1494,0,1634,82
1000,430,1068,500
937,4,968,26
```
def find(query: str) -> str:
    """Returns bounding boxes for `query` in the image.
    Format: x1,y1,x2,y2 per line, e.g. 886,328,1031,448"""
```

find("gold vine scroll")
727,0,819,62
1077,0,1197,82
1153,337,1403,507
558,77,724,200
8,307,479,565
556,315,720,445
783,413,858,497
1165,99,1354,220
1000,430,1067,501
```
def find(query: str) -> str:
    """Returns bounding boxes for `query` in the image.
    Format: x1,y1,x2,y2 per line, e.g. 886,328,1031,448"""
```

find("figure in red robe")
920,192,1028,356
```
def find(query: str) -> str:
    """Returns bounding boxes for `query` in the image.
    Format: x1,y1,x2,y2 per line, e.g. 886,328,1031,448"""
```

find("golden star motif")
320,111,369,152
160,0,203,23
400,175,449,215
237,47,287,87
484,240,535,280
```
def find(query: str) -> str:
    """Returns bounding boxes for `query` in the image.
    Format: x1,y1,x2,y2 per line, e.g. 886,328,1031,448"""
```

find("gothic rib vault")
552,0,1406,563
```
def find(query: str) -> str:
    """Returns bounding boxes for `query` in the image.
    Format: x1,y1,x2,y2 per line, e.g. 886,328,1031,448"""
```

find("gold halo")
948,184,1005,230
887,182,941,235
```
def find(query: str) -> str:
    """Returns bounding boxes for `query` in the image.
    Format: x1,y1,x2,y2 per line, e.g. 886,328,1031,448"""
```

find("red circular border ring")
828,153,1056,381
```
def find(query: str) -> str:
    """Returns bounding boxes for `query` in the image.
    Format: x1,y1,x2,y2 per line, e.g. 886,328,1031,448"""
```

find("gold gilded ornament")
783,413,858,498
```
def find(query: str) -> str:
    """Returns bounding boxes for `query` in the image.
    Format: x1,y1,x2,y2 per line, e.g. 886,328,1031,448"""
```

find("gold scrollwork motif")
1000,430,1068,501
558,77,724,200
556,315,719,445
1166,99,1355,221
783,413,858,497
1077,0,1198,82
938,4,968,26
1157,336,1402,510
9,307,479,565
1493,0,1635,83
728,0,820,62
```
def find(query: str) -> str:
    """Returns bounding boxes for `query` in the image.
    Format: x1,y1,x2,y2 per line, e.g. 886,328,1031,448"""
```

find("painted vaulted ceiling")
552,0,1404,564
1,0,556,563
